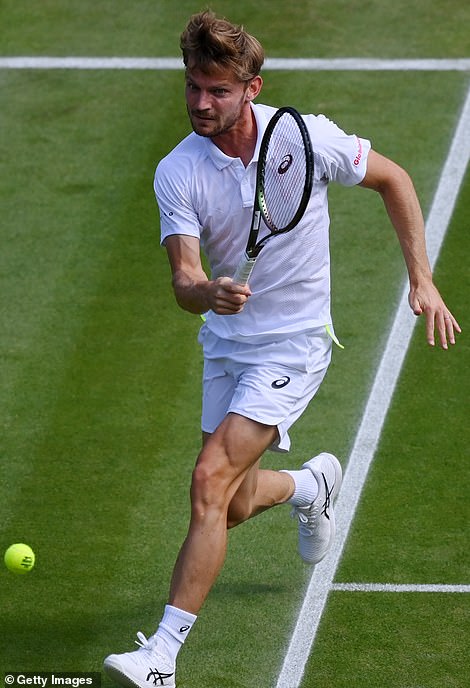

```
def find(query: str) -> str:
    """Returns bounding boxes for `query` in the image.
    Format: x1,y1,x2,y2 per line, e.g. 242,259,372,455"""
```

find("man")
104,10,460,688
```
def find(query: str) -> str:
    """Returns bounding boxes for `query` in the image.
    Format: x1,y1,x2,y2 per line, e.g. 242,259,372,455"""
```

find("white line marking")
0,56,470,71
332,583,470,594
265,58,470,71
275,83,470,688
0,56,183,70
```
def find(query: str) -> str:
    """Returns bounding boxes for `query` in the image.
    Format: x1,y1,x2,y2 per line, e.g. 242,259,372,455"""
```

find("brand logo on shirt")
278,154,293,174
353,137,362,166
271,376,291,389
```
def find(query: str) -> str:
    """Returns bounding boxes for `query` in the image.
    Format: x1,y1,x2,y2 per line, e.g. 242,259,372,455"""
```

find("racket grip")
233,255,257,285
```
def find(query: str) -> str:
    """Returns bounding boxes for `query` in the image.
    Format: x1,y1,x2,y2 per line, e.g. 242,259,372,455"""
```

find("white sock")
153,605,197,664
281,468,319,507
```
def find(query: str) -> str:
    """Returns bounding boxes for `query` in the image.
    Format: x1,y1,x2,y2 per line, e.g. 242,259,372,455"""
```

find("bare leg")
227,461,295,526
168,413,294,614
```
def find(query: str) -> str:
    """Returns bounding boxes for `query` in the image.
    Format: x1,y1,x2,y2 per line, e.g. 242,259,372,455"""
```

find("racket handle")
233,255,257,285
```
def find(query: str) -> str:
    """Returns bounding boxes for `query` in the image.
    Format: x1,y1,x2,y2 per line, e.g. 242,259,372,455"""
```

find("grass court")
1,2,469,686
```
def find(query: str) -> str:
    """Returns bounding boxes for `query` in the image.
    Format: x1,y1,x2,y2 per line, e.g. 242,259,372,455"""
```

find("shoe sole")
103,661,143,688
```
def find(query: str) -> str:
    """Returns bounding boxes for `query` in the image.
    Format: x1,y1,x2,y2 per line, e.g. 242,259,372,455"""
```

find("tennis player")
104,10,460,688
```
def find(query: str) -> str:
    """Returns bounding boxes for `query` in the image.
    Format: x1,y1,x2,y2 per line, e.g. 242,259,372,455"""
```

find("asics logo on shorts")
271,375,291,389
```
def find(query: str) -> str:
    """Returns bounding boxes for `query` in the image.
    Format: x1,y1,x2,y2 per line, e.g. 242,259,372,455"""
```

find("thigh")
202,412,277,472
196,413,277,507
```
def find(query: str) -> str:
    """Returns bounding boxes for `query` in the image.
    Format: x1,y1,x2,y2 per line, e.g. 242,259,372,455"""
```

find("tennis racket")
233,106,314,285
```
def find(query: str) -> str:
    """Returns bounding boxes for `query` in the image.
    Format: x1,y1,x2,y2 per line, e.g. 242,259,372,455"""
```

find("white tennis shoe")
292,452,342,565
104,632,176,688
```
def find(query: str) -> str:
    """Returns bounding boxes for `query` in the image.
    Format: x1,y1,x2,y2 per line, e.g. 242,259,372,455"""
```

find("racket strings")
260,113,309,232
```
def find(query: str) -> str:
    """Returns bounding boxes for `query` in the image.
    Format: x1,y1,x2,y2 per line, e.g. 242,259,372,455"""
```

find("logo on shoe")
321,472,333,520
146,668,174,686
271,375,290,389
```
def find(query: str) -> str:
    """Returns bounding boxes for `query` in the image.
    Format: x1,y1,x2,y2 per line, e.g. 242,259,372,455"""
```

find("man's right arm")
164,234,251,315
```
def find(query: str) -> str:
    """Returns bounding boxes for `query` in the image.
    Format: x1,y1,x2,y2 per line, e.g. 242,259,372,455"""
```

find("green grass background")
1,1,469,686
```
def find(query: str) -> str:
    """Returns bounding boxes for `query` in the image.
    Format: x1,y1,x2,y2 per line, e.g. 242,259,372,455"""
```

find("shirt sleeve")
306,114,371,187
154,155,202,246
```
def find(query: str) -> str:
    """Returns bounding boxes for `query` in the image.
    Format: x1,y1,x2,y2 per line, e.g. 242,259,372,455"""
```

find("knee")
190,459,227,518
189,454,251,528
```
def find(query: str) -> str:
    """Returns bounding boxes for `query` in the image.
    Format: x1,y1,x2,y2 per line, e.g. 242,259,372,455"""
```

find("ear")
245,75,263,102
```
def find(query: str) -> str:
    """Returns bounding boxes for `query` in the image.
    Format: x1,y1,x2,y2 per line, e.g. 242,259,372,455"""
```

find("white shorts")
198,325,332,452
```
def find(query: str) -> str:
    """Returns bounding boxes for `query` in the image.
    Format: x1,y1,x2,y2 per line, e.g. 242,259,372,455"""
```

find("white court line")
332,583,470,594
1,56,470,70
275,84,470,688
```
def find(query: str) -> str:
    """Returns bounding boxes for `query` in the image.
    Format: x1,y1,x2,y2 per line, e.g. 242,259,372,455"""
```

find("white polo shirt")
154,103,370,343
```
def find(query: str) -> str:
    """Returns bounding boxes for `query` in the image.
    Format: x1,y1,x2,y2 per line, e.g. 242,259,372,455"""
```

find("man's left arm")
360,149,461,349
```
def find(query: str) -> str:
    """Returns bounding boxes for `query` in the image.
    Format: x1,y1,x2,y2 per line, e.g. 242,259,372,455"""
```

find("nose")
191,89,211,112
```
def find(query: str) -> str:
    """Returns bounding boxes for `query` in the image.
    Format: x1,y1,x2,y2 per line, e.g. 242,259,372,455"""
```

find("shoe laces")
133,632,174,683
135,631,159,653
291,503,319,536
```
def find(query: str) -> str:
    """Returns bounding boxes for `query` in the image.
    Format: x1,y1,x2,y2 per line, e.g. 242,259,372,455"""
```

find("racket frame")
233,106,313,285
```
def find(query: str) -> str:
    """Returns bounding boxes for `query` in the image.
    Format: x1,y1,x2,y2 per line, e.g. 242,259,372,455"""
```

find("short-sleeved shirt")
154,103,370,344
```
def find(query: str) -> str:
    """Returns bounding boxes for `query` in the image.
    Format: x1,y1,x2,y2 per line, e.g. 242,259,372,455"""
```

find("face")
185,65,258,139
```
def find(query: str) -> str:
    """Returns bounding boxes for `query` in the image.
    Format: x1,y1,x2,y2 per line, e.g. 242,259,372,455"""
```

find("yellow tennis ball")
4,543,35,574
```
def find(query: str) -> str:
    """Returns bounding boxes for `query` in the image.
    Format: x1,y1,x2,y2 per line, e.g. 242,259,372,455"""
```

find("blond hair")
180,10,264,82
